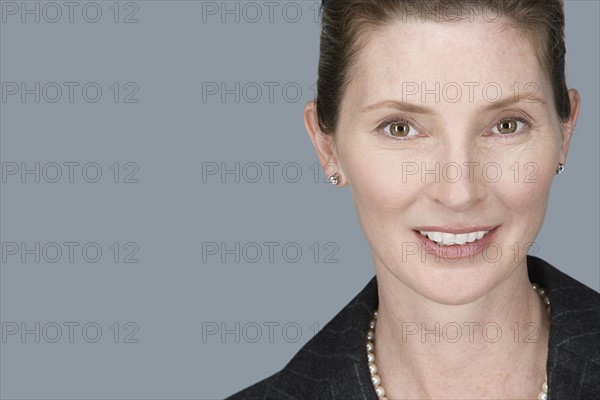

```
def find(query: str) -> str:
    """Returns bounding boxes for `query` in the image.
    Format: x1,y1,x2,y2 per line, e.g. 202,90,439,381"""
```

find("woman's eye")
492,118,525,135
382,121,418,138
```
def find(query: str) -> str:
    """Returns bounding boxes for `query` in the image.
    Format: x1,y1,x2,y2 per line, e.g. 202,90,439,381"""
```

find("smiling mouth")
417,230,491,246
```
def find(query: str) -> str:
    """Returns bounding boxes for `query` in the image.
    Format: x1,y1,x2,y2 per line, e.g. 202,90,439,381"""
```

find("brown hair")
316,0,570,136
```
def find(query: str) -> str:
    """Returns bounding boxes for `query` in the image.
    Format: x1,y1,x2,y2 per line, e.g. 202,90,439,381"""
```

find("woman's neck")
373,263,550,399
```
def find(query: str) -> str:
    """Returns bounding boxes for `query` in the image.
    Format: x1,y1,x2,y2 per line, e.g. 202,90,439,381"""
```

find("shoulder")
527,255,600,397
225,277,379,400
527,255,600,355
224,372,279,400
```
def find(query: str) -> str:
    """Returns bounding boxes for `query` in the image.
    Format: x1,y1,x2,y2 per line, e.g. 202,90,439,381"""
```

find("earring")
556,163,565,174
329,174,340,185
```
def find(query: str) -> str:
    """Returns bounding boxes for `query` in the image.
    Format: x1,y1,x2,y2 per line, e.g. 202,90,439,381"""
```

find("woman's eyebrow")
483,93,547,112
360,94,547,114
360,100,435,114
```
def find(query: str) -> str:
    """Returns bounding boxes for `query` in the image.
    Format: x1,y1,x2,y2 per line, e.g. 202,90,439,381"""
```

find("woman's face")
307,18,579,305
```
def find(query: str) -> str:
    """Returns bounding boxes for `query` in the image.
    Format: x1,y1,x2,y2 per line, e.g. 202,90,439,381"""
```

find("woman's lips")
413,226,500,261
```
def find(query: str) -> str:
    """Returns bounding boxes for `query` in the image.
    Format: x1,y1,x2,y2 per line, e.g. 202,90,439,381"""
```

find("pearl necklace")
366,284,551,400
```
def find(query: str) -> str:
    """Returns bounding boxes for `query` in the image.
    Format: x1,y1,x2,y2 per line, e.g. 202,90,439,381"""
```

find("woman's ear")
304,101,346,185
559,89,581,163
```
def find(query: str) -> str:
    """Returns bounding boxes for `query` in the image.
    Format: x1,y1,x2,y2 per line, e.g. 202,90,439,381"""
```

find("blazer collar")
268,256,599,399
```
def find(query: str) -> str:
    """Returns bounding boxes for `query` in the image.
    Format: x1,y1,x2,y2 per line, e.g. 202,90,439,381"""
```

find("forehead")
349,19,548,104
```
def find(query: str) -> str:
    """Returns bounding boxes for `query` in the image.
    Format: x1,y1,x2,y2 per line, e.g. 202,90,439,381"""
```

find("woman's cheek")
490,177,551,233
348,152,424,211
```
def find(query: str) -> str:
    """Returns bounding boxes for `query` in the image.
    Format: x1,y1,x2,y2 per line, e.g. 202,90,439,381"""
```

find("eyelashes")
375,115,533,142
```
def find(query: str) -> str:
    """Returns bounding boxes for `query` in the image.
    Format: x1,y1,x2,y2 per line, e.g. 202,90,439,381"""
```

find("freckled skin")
305,17,580,399
314,19,577,305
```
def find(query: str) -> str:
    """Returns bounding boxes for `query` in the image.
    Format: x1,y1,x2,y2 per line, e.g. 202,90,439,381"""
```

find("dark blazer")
226,256,600,399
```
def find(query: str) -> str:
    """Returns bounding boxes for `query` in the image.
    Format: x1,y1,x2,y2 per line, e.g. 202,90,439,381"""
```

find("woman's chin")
384,257,519,306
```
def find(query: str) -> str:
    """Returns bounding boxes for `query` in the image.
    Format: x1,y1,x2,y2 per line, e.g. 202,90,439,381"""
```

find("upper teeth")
419,230,490,246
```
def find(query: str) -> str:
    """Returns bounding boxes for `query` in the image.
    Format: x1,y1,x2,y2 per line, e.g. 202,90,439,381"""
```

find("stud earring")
329,174,340,185
556,163,565,174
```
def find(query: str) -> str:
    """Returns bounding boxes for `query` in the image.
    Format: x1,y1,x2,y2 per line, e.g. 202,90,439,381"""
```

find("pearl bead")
368,363,378,374
367,352,375,362
538,392,548,400
367,329,375,341
375,386,386,397
366,342,374,352
367,352,375,363
371,374,381,386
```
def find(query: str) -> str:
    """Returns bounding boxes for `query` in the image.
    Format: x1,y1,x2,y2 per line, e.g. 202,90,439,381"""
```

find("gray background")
0,1,598,399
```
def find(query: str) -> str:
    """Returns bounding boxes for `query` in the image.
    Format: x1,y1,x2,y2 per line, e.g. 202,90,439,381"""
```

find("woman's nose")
423,150,486,212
